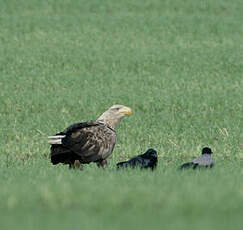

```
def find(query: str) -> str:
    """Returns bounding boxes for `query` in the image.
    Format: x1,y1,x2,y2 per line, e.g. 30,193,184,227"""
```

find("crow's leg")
97,159,108,168
192,163,199,169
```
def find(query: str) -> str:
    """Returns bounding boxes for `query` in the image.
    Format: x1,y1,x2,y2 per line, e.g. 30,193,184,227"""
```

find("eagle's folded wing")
50,122,116,164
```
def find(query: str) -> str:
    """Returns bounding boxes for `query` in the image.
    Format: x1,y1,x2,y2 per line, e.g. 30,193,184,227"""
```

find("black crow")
116,149,158,170
179,147,214,170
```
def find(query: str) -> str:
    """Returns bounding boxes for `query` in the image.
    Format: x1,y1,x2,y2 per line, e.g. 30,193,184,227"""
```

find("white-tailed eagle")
48,105,132,169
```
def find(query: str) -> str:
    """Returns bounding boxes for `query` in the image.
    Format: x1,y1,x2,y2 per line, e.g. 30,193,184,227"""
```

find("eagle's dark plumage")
116,149,158,170
179,147,214,170
48,105,132,169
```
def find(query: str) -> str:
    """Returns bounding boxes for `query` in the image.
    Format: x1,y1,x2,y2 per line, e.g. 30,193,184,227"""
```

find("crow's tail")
116,161,129,169
179,162,194,170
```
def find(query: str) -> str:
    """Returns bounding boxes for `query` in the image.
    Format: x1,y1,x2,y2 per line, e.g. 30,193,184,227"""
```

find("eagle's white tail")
48,135,66,145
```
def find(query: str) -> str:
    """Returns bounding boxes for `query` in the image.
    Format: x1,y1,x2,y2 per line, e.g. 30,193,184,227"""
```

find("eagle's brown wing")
50,121,116,165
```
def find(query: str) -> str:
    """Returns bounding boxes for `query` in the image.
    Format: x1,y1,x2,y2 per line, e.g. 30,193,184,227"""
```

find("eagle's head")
97,105,132,129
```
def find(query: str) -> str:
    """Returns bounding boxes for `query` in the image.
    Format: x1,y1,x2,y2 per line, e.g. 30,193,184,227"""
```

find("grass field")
0,0,243,229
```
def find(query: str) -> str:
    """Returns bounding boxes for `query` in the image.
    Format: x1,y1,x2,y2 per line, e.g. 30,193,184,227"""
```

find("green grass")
0,0,242,229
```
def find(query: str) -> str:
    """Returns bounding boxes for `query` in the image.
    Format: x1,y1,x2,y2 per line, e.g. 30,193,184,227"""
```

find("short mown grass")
0,0,242,229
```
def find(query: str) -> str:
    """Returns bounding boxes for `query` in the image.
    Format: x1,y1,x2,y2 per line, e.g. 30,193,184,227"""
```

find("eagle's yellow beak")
119,106,132,115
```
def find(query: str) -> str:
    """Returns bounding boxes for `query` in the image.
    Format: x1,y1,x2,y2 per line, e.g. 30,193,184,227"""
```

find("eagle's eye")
112,107,120,111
